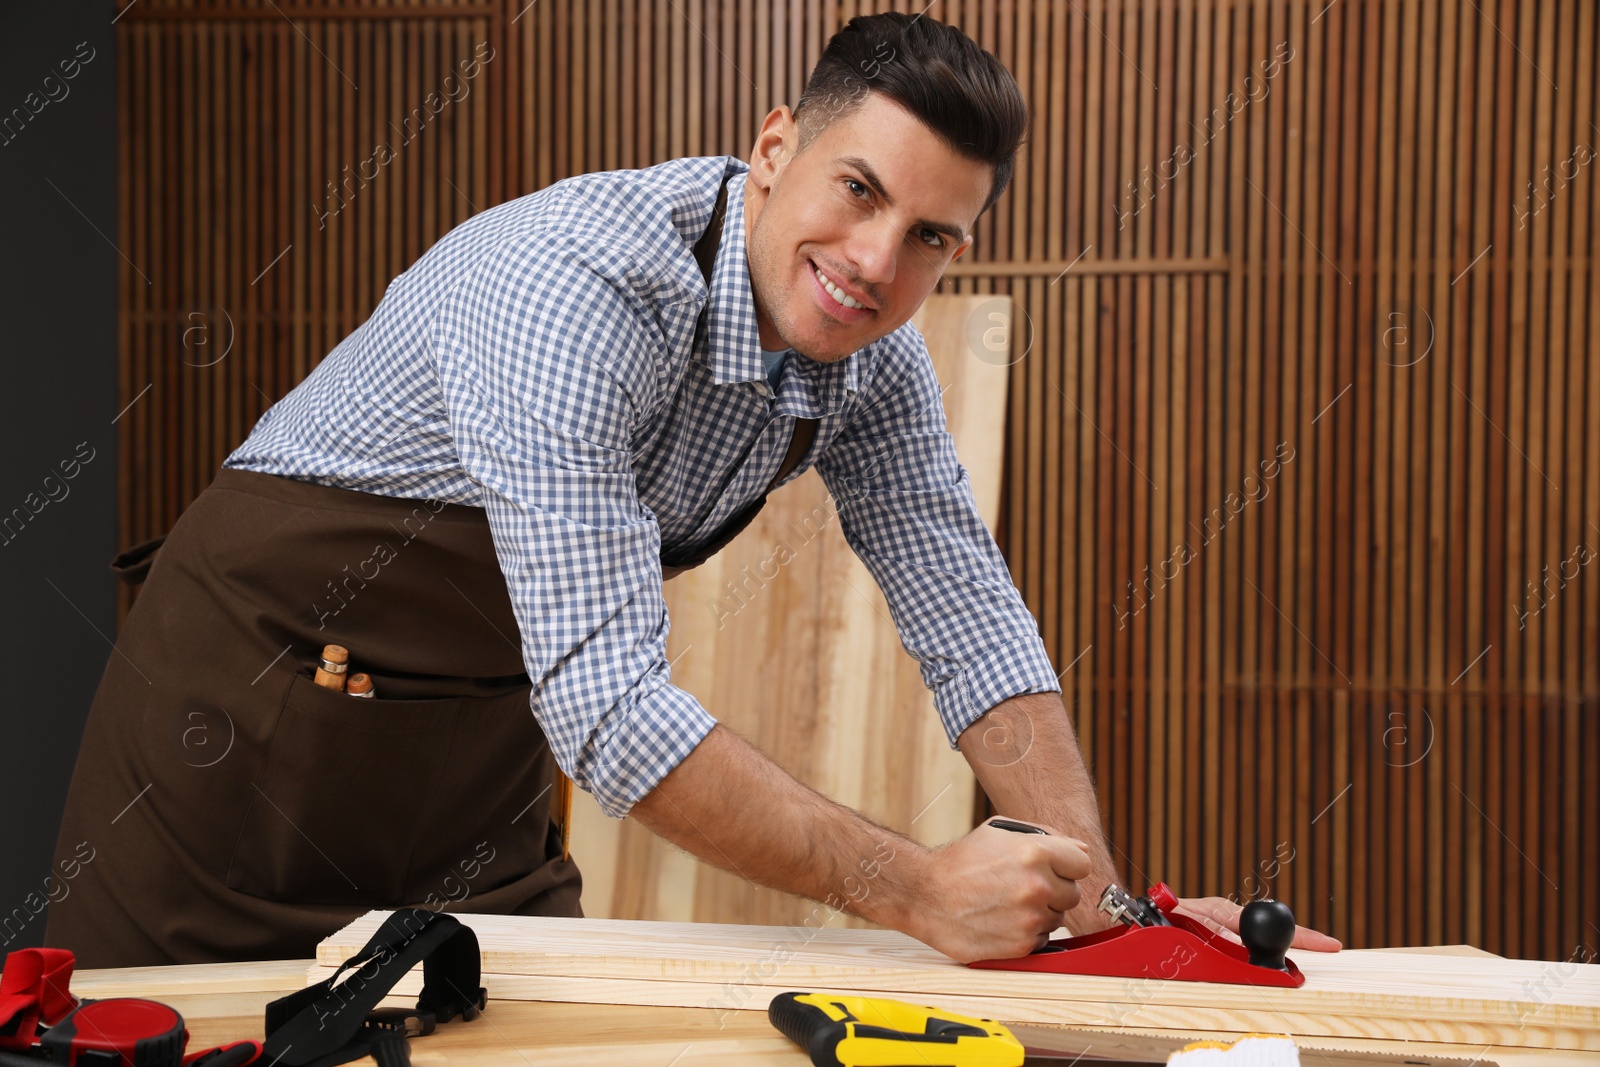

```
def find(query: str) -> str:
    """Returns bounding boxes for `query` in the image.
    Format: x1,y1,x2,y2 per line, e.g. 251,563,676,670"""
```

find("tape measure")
35,998,188,1067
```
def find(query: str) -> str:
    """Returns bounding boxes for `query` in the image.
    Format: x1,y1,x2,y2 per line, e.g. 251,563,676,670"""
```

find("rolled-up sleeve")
816,332,1060,745
429,225,715,818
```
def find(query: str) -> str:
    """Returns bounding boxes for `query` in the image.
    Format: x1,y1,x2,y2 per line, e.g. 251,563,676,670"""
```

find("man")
47,12,1338,966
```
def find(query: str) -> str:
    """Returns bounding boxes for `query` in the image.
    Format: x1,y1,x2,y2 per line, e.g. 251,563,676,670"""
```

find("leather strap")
662,170,820,578
692,175,730,286
261,909,484,1067
769,415,820,492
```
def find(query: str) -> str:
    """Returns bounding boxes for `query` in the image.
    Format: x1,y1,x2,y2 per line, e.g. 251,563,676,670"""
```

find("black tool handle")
768,993,847,1067
768,993,991,1067
1240,900,1297,971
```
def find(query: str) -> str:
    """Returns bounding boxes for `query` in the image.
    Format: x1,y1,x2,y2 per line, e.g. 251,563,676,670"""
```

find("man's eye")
918,228,945,248
845,178,869,199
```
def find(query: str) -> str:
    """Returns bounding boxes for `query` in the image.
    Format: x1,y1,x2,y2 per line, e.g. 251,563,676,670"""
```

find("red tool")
973,820,1305,988
0,948,259,1067
971,881,1304,988
31,999,190,1067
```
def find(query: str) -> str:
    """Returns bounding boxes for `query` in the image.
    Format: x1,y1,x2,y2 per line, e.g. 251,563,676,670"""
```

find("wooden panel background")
114,0,1599,960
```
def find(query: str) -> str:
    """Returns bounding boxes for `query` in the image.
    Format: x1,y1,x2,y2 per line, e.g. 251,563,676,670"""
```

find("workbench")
67,946,1588,1066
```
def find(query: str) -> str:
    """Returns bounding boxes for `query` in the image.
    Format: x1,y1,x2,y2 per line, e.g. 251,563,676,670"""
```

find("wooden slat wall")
116,0,1599,961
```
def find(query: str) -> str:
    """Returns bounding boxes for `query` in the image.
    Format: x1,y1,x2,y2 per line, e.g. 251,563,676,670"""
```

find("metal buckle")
363,1007,436,1039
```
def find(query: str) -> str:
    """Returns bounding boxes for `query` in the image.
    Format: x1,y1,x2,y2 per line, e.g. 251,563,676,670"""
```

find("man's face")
743,92,988,363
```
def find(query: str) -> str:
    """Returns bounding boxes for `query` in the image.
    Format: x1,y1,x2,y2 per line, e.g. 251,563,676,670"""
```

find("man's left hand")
1172,896,1343,952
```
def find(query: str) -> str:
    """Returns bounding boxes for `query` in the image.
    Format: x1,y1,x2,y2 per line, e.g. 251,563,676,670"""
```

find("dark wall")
0,3,118,949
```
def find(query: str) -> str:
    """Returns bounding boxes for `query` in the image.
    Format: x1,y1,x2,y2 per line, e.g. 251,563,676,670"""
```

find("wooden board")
58,960,1577,1067
311,912,1600,1053
570,294,1016,926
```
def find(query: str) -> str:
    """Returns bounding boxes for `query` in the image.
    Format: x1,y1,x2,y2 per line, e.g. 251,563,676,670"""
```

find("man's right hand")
901,817,1092,964
629,727,1096,966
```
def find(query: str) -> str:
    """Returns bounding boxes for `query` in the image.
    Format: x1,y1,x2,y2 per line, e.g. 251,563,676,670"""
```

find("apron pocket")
399,685,553,904
225,672,462,906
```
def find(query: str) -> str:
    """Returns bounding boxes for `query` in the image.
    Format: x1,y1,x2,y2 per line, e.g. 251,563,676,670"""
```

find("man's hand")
629,725,1102,965
1171,896,1343,952
903,818,1092,963
628,714,1338,968
957,693,1120,934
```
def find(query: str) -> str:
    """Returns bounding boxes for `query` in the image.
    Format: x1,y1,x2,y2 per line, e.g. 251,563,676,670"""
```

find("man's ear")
949,234,975,262
747,105,797,191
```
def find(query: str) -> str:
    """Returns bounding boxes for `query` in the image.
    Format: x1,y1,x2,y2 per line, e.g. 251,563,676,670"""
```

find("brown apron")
43,469,583,967
44,168,816,968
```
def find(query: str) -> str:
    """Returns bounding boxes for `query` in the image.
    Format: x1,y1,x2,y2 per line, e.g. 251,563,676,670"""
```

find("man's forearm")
957,690,1119,933
628,723,927,935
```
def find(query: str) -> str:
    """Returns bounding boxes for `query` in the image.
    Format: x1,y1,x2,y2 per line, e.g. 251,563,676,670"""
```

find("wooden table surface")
67,952,1589,1067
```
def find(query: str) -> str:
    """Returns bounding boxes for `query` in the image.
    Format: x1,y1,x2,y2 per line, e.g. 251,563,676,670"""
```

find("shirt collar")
700,164,862,416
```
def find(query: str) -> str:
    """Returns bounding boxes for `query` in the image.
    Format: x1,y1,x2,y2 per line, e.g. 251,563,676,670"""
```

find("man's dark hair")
792,12,1028,219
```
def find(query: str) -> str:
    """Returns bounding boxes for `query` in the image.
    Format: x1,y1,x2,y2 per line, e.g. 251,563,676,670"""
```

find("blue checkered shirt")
225,155,1060,817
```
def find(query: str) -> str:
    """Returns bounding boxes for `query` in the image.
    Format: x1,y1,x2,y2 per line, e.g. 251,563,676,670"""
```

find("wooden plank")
70,960,312,998
1337,0,1363,940
1109,0,1134,878
570,294,1012,926
1397,0,1423,951
1124,0,1153,880
57,961,1585,1067
1145,0,1174,889
1072,0,1101,828
1193,0,1220,899
1420,0,1450,948
1013,0,1043,663
1578,0,1600,945
1277,0,1308,925
1038,0,1064,697
1179,0,1208,895
310,912,1600,1051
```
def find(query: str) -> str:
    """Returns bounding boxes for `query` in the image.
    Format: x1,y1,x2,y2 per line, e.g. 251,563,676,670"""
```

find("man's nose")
840,216,901,292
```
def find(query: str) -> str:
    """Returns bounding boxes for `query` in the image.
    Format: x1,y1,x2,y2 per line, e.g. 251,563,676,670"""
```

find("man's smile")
806,256,876,324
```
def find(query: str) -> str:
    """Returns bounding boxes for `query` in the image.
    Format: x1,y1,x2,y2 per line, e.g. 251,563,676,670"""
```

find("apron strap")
663,168,821,579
